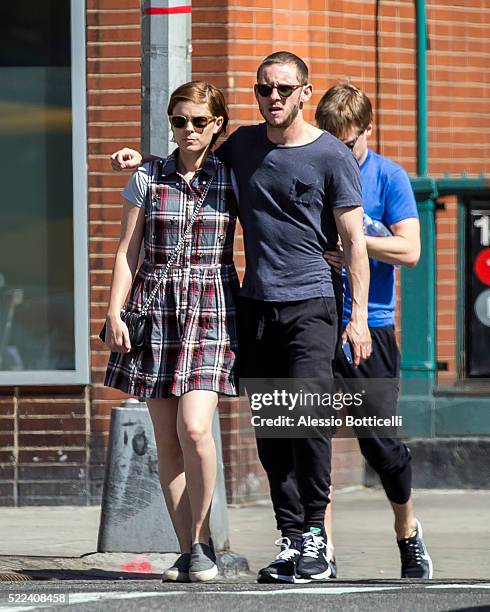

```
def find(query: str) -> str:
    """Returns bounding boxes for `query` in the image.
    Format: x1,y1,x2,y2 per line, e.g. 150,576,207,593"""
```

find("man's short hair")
257,51,309,85
315,83,373,137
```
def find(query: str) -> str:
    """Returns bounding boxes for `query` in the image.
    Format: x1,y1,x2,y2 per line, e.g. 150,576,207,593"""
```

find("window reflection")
0,3,74,371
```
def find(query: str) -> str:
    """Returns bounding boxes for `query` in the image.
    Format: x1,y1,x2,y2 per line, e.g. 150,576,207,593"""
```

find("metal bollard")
97,399,229,553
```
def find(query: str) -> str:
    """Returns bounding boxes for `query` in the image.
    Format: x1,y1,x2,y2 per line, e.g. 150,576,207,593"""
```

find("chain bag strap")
139,174,214,316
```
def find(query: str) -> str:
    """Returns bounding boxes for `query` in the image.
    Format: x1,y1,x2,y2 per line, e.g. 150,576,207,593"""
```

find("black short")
335,324,400,380
238,296,339,380
334,324,400,420
335,325,412,504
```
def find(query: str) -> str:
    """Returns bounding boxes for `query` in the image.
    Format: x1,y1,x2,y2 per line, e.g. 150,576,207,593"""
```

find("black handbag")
100,173,214,352
99,308,150,350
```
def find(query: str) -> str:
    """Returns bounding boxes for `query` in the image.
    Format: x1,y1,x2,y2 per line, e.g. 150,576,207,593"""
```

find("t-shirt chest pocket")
288,177,321,207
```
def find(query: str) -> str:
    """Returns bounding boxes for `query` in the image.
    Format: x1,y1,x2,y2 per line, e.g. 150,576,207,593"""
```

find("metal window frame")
0,0,89,385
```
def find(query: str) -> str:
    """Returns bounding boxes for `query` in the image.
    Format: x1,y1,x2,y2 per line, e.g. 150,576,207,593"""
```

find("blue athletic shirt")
342,149,419,327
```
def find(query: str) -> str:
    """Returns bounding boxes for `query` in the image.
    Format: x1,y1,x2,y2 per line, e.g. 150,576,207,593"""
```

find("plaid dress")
104,152,239,397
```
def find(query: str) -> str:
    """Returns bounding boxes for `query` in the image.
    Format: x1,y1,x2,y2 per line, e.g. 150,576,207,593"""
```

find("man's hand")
324,243,344,274
342,319,371,367
111,148,143,171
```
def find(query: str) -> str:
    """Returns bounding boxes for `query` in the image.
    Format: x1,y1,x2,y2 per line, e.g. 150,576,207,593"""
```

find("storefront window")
0,1,88,383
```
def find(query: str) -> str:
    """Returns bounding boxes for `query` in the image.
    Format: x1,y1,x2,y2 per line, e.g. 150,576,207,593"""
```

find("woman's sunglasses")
255,83,303,98
169,115,216,129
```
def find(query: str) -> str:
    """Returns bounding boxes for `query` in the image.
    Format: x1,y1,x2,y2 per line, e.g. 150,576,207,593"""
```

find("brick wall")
0,387,90,505
1,0,489,505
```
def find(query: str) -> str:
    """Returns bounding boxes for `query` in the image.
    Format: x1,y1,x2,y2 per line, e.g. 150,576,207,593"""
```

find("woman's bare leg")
147,398,192,553
177,390,218,544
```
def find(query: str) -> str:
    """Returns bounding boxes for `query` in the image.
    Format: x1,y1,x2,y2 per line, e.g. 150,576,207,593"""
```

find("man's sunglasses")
169,115,216,129
255,83,303,98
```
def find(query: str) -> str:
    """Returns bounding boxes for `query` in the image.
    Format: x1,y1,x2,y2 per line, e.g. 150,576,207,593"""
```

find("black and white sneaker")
296,527,332,581
257,537,300,583
398,518,433,579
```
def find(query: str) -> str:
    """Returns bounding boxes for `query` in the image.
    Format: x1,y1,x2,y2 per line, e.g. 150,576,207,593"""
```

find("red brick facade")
1,0,489,505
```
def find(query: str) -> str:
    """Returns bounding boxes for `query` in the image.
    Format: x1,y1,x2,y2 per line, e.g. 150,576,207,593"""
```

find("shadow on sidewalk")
0,568,162,581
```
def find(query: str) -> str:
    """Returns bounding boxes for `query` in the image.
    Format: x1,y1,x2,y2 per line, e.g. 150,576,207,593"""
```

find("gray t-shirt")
217,124,362,301
122,162,152,207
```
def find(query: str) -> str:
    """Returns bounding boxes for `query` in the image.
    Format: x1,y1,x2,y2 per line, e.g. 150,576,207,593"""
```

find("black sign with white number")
466,201,490,377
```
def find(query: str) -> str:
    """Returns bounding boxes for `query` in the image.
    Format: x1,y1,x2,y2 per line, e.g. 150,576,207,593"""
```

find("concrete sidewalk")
0,488,488,580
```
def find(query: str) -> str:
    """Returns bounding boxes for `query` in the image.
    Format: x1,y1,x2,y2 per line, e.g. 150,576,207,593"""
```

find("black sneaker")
296,527,332,581
257,537,301,583
398,518,433,579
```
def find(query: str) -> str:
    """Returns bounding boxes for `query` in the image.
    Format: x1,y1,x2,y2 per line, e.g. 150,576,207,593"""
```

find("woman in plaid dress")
102,82,238,582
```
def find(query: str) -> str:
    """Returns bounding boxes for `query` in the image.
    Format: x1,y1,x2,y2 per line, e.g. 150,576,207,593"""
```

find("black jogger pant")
238,296,338,541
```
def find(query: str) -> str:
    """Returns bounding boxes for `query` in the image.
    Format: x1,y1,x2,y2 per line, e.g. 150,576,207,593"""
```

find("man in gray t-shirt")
217,123,361,301
111,51,371,584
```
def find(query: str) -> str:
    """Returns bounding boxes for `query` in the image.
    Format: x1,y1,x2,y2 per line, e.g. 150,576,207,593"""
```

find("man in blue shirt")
317,83,433,579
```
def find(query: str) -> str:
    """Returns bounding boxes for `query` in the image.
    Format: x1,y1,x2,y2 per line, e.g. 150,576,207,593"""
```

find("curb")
0,551,252,583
